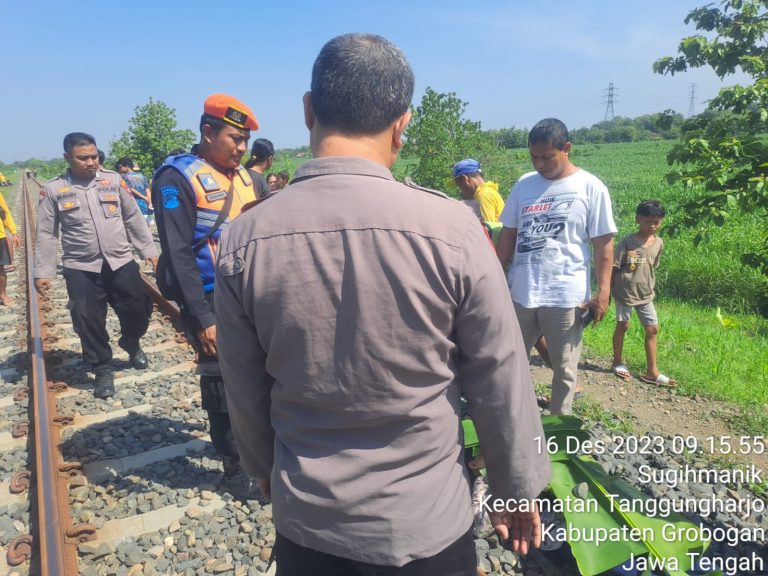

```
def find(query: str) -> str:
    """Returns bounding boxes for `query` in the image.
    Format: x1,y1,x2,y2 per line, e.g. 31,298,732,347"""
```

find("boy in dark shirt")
611,200,675,387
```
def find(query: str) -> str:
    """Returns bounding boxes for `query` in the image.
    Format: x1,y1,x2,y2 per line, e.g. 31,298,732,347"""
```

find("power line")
688,83,698,117
602,82,617,121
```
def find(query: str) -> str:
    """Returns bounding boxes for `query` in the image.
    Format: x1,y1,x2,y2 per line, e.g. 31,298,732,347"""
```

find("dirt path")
529,355,768,473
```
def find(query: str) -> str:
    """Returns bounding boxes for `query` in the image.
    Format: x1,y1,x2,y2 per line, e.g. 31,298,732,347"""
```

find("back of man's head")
115,156,133,171
311,33,414,135
251,139,274,162
528,118,569,150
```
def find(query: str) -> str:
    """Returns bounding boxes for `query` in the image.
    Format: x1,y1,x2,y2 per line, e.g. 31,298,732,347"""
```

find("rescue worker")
0,190,20,305
34,133,158,398
152,94,261,501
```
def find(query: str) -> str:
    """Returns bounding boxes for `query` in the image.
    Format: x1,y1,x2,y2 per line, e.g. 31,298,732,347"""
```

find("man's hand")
589,233,614,326
198,325,217,357
34,278,51,295
12,234,20,248
145,256,158,273
489,507,542,556
585,290,610,326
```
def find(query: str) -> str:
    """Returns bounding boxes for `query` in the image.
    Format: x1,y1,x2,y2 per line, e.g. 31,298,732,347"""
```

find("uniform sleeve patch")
218,250,246,277
161,186,180,209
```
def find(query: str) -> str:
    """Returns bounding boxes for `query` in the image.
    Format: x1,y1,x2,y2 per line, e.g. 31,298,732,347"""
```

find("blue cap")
453,158,481,178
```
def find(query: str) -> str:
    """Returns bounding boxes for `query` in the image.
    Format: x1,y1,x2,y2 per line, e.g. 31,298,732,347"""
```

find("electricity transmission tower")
603,83,617,121
688,83,697,117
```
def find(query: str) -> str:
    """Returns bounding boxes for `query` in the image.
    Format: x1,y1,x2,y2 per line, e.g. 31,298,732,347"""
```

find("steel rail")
21,173,79,575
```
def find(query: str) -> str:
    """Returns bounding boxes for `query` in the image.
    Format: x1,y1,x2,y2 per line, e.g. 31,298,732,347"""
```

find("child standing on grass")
611,200,676,387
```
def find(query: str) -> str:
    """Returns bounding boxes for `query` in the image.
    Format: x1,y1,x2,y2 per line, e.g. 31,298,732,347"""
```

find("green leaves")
403,88,497,192
463,416,713,576
654,1,768,312
109,98,195,176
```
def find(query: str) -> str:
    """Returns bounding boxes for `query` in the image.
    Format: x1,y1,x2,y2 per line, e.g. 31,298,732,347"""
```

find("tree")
654,0,768,311
486,126,529,149
403,88,497,192
109,98,195,176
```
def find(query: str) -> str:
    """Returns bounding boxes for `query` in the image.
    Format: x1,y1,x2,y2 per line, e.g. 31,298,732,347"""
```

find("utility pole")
603,82,616,121
688,83,697,117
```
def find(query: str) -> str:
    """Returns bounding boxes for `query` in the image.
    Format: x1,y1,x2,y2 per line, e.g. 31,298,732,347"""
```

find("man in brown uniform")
35,132,158,398
216,34,550,575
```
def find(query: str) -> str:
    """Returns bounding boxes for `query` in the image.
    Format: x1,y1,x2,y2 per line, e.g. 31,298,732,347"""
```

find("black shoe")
93,366,115,399
221,457,261,502
129,347,148,370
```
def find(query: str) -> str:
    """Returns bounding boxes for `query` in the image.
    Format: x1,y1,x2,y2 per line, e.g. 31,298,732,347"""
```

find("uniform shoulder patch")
403,177,450,199
161,186,180,209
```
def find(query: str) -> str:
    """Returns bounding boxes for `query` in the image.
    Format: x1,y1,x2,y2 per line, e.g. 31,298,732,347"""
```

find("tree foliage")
403,88,497,192
486,126,529,149
109,98,195,176
654,0,768,312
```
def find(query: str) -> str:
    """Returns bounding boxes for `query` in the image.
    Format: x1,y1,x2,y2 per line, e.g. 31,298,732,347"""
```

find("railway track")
0,171,622,576
0,174,277,576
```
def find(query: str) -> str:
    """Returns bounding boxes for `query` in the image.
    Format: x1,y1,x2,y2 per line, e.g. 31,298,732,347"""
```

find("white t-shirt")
499,169,617,308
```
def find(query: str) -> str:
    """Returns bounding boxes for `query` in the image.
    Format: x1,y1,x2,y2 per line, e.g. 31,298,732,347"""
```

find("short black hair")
636,200,666,218
63,132,96,153
199,113,230,136
98,149,106,164
277,171,289,181
250,138,274,161
115,156,133,171
528,118,569,150
311,33,414,135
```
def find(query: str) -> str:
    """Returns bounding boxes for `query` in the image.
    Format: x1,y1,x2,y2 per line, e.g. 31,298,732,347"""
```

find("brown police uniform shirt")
215,156,551,566
34,170,158,279
612,234,664,306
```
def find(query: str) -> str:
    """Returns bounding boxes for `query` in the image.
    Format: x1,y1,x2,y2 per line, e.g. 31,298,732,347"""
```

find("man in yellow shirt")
453,158,505,224
0,191,20,305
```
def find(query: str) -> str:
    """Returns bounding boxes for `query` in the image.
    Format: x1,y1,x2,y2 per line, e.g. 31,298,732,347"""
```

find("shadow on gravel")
60,412,235,517
60,411,208,464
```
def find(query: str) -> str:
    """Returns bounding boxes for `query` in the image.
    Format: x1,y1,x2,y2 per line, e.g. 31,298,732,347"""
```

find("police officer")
34,133,158,398
152,94,261,500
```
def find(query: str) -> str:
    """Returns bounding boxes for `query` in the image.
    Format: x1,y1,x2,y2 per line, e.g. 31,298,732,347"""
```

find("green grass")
573,396,635,434
582,298,768,434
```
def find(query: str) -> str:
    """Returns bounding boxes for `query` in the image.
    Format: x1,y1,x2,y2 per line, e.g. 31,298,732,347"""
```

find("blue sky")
0,1,749,162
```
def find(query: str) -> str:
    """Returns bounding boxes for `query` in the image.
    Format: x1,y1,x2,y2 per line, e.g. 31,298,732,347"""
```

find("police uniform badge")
225,107,247,128
107,205,117,215
197,173,220,192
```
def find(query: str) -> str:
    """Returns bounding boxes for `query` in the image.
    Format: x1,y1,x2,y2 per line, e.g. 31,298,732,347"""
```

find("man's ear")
201,123,214,144
563,141,572,155
303,91,314,131
63,152,70,165
392,110,412,150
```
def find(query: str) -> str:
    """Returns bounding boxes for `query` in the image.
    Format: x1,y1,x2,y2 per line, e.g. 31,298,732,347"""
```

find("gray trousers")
514,304,583,415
